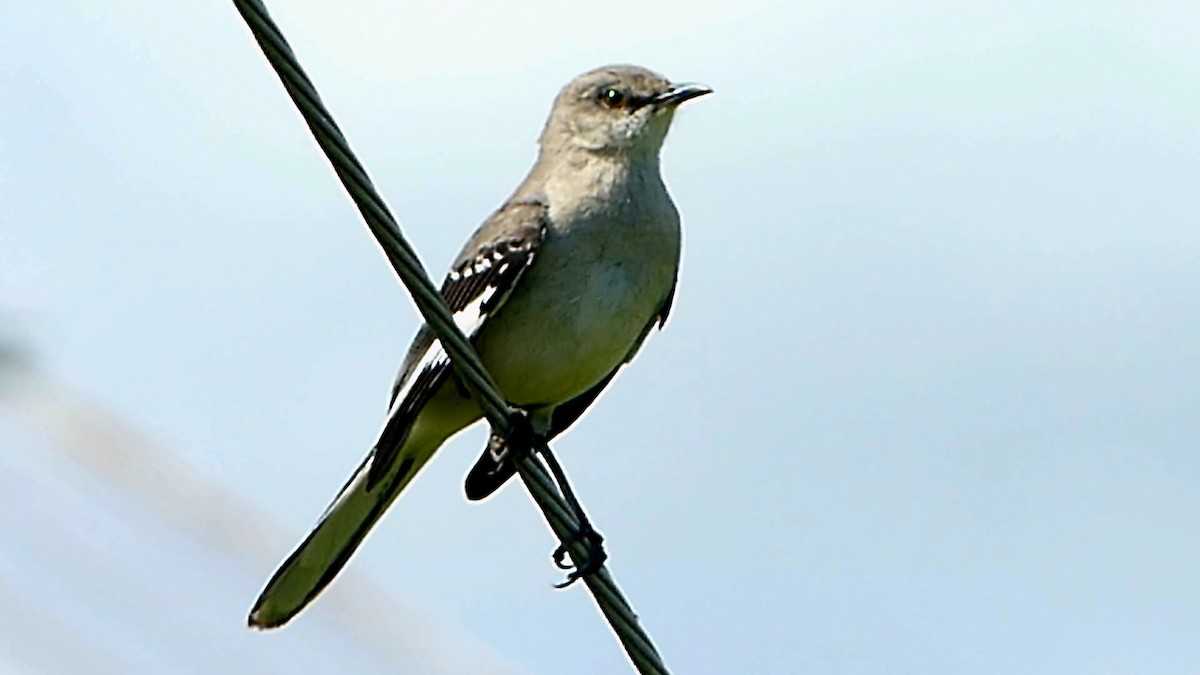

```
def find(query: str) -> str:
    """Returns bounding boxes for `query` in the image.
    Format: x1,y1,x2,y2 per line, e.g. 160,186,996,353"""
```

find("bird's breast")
474,207,679,407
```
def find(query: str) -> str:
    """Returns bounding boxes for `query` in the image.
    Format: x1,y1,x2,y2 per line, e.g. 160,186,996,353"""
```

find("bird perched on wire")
249,64,710,629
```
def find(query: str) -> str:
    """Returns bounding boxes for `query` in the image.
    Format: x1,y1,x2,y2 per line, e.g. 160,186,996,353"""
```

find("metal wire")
231,2,670,672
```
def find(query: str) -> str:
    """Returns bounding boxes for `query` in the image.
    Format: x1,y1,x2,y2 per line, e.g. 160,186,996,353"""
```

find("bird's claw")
552,526,606,588
504,408,538,459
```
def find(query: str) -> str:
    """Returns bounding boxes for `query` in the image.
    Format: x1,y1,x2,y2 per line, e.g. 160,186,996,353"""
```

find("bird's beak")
652,83,713,108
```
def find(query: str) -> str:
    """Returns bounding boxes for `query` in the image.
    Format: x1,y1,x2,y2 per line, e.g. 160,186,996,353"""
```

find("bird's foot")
504,408,538,459
552,524,607,588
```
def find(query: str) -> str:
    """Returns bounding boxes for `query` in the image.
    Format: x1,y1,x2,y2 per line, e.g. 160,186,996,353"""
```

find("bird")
248,64,710,629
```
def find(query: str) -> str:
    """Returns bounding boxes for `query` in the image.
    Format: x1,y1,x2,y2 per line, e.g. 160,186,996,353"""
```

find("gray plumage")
249,64,710,629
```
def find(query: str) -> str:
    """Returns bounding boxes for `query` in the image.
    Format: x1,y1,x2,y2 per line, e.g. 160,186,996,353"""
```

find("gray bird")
249,64,710,629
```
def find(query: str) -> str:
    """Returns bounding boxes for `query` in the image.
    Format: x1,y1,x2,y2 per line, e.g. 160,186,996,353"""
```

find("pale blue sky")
3,1,1199,673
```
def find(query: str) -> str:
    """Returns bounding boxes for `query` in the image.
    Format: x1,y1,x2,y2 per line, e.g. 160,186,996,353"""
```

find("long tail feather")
248,439,432,629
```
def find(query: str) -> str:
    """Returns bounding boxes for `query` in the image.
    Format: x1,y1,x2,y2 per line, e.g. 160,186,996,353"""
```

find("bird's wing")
369,199,549,488
462,279,677,501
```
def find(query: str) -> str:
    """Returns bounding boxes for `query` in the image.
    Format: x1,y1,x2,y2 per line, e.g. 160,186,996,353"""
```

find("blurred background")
2,1,1198,673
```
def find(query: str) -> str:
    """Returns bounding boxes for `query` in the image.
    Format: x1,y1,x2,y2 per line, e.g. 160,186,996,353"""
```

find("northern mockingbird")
249,64,710,629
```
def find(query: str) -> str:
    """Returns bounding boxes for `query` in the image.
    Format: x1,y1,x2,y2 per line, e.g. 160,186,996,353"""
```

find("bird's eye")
600,88,626,109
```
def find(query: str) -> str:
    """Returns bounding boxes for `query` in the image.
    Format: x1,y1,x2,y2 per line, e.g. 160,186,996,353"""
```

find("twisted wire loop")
232,2,669,672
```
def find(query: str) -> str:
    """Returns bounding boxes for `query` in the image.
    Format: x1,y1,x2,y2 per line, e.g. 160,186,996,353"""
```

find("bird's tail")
247,434,437,629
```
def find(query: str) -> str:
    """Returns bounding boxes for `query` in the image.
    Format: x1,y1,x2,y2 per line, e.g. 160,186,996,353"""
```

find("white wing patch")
382,288,499,421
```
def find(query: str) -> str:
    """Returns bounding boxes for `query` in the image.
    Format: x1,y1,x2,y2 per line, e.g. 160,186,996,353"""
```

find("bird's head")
540,65,711,157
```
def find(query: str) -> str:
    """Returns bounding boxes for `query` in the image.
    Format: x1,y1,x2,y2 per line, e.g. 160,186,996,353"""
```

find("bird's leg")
502,408,537,461
503,408,606,587
537,440,607,588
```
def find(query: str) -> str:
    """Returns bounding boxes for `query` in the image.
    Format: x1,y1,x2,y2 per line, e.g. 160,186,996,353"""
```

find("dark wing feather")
366,200,548,489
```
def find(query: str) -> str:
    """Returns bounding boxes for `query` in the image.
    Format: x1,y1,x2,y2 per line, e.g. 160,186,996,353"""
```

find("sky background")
3,1,1199,673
